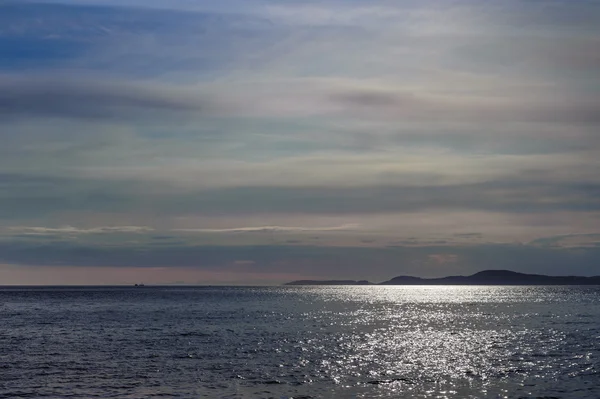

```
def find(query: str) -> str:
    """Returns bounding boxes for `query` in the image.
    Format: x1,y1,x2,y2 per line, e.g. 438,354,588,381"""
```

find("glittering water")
1,286,599,398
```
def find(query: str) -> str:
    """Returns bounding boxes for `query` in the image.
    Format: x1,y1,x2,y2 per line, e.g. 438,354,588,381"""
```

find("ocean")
1,286,599,398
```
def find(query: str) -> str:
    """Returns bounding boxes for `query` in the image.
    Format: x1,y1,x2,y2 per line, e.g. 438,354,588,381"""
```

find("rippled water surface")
1,286,599,398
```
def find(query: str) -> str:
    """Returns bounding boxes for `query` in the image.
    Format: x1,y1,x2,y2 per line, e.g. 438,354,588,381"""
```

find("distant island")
285,270,600,286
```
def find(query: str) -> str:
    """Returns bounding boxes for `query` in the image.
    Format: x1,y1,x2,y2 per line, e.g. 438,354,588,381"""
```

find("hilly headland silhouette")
284,270,600,286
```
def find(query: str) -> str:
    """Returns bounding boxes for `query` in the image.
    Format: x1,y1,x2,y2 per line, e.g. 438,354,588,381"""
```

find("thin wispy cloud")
10,226,154,235
174,224,360,233
0,75,219,121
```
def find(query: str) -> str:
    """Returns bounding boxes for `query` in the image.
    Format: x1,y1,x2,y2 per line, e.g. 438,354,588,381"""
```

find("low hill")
284,270,600,286
379,270,600,285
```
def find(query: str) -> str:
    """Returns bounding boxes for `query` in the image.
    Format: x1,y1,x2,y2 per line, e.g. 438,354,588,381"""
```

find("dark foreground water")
1,286,599,398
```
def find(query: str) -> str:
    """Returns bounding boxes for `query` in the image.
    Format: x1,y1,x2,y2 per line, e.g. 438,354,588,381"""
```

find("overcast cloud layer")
1,0,599,284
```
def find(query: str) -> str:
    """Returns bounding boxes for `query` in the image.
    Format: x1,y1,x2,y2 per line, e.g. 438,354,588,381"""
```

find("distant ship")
134,283,145,287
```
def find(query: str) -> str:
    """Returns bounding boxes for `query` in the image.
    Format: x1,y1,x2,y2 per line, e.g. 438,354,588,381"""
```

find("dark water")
1,286,599,398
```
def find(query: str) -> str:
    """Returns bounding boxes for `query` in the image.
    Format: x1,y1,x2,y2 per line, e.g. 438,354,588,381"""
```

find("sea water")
1,286,599,398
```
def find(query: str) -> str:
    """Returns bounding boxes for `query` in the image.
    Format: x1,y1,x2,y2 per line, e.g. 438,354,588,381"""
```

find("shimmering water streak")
0,286,599,398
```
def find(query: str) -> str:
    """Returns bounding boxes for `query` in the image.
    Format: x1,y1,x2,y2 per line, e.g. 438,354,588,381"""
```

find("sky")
1,0,600,285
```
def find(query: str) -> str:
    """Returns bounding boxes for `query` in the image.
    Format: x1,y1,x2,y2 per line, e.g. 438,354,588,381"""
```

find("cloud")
528,233,600,248
143,180,600,216
329,86,600,125
174,224,359,233
1,167,600,223
454,233,482,238
427,253,459,265
2,1,599,129
10,226,154,235
0,75,215,121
